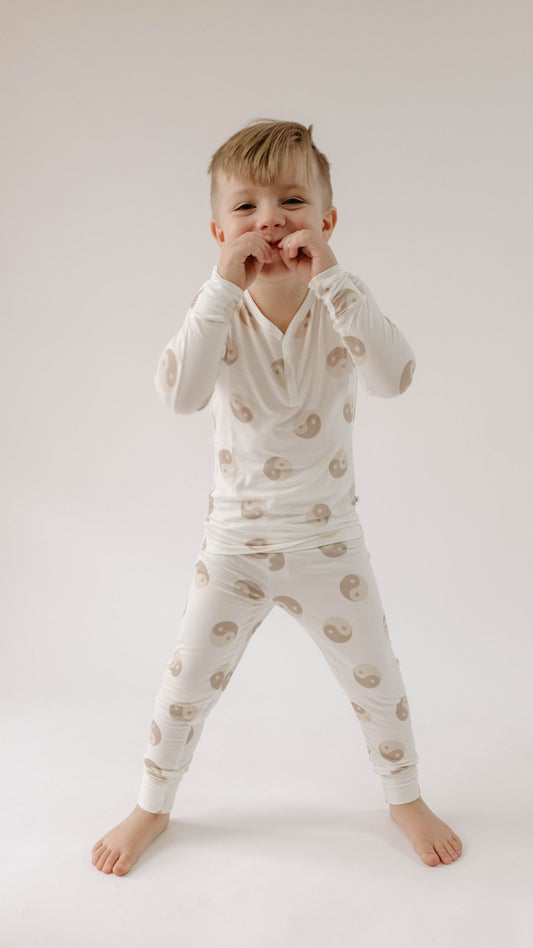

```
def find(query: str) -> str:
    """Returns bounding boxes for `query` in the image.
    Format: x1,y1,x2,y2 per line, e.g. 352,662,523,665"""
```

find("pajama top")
154,263,416,554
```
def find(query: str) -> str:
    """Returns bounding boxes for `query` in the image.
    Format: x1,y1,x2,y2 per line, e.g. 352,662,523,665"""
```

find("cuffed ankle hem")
381,768,421,805
137,773,178,814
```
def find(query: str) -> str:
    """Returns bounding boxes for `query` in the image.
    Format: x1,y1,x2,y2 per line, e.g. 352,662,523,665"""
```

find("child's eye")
234,198,304,212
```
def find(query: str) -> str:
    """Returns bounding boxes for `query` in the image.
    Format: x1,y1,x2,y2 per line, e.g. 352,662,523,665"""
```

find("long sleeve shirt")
154,264,416,555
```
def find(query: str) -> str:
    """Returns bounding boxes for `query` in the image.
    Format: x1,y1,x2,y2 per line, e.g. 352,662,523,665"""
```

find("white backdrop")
1,0,532,945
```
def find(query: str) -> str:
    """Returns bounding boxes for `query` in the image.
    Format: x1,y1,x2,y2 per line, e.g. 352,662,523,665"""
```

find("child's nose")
257,203,285,228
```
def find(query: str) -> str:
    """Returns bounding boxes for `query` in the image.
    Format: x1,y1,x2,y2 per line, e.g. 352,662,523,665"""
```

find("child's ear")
322,206,338,241
210,220,225,245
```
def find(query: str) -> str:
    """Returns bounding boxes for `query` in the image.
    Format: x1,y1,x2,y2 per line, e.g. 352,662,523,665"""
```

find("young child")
91,118,463,875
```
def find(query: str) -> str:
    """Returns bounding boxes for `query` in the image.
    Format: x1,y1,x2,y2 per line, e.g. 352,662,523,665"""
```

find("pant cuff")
137,773,178,814
380,768,421,805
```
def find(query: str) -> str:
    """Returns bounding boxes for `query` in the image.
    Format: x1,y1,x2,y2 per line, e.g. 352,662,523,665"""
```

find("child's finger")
280,239,295,258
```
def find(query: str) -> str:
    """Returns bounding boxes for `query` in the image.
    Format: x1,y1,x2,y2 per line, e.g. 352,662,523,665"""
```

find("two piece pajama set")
138,263,421,813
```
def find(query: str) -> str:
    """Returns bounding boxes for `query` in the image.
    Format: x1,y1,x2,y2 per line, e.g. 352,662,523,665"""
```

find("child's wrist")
215,264,245,291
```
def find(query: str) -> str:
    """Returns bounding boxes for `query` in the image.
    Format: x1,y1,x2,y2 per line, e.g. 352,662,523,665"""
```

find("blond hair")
207,118,333,219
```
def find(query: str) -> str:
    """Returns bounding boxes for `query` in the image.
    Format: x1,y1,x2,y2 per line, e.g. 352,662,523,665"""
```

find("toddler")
91,118,463,875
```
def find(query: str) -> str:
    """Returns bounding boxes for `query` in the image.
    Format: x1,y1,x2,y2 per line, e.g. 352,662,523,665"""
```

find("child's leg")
138,548,274,814
269,535,421,805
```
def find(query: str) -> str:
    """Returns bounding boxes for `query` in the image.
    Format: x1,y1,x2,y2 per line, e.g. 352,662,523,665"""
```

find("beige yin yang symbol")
352,701,372,723
223,334,239,365
330,287,360,315
273,595,303,616
400,360,415,393
343,395,355,422
237,300,260,331
319,542,348,558
157,349,178,391
353,664,381,688
150,719,162,746
169,702,198,722
323,616,352,643
305,503,332,527
219,449,239,478
230,392,254,422
268,551,285,571
194,560,209,587
329,449,348,478
241,499,266,519
271,359,288,389
294,310,311,337
263,456,293,480
210,662,234,691
234,579,266,601
244,538,270,557
345,336,366,366
210,620,238,647
143,759,169,783
339,573,369,602
167,649,183,677
396,697,409,720
379,740,405,762
294,409,321,438
326,346,350,378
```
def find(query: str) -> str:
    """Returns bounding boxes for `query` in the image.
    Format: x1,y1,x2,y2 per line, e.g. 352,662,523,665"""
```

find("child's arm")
154,268,243,413
309,264,416,398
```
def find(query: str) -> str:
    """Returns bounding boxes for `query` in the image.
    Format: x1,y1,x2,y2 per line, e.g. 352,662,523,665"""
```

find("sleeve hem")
211,265,245,300
309,264,349,296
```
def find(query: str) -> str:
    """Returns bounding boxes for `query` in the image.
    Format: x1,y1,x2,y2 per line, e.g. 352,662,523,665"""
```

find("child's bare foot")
91,804,170,876
389,796,463,867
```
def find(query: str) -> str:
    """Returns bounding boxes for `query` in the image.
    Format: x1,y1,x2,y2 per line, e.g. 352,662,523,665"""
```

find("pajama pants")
137,532,421,813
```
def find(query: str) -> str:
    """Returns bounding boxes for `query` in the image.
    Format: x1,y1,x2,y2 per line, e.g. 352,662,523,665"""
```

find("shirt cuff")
308,264,357,298
211,265,245,299
189,266,244,322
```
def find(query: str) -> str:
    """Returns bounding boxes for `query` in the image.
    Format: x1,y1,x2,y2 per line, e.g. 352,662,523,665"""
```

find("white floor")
2,690,530,948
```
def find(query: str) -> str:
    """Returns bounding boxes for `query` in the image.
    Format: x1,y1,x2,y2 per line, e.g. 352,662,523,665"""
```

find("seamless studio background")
1,0,532,945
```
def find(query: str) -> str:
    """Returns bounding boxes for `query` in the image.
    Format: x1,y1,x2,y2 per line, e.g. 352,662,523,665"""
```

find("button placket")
282,337,299,405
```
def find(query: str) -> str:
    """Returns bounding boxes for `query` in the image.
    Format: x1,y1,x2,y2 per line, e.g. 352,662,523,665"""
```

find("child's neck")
247,275,309,325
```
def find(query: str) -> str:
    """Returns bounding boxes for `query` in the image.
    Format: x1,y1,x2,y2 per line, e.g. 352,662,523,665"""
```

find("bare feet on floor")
92,796,462,874
389,796,463,867
91,804,170,876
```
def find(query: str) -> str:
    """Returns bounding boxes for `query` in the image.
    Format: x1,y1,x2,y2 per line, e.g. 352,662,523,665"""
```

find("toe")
91,841,105,862
113,854,133,876
451,834,463,854
415,839,440,867
102,850,120,873
434,841,452,864
95,847,109,870
424,851,440,867
443,840,458,861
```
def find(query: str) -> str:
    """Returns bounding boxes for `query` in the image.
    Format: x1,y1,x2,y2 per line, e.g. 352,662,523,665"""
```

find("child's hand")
277,229,338,281
216,233,277,290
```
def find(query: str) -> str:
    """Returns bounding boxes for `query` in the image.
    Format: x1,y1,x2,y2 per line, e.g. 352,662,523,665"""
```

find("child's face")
210,153,336,285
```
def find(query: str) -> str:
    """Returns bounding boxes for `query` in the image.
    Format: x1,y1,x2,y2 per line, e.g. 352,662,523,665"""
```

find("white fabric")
154,264,416,554
138,535,421,813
